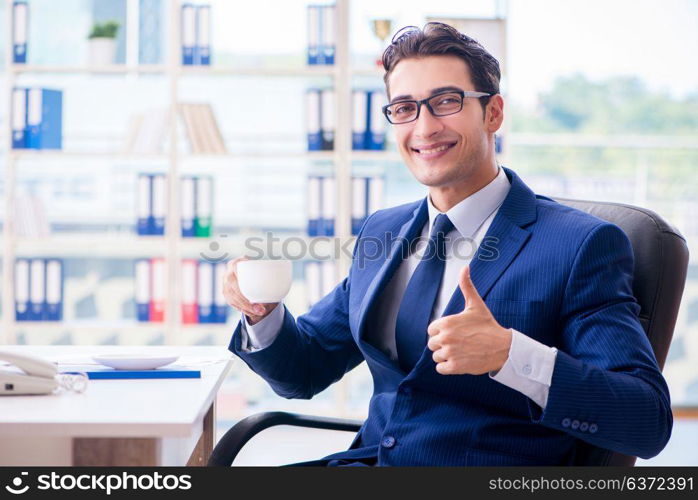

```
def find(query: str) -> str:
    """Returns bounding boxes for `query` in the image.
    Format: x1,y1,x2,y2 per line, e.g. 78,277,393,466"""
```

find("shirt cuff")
489,329,558,408
240,303,285,352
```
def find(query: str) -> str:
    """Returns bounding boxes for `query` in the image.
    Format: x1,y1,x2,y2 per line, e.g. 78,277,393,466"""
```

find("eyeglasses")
382,90,491,124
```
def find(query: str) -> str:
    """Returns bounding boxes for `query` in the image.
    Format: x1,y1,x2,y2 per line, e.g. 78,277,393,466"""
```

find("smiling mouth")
411,142,457,154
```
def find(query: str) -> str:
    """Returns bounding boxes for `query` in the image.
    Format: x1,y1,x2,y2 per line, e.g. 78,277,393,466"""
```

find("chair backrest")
553,198,689,466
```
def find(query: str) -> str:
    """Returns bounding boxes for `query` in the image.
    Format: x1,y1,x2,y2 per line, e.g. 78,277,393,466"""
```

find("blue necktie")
395,213,455,373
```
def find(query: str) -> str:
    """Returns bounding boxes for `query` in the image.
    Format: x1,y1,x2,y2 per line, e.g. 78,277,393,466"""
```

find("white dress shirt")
240,167,558,408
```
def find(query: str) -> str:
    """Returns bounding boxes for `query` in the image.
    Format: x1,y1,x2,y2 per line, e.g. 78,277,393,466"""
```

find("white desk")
0,345,234,466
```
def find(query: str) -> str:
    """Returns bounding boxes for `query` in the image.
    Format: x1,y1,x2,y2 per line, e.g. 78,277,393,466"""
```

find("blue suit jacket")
229,167,672,466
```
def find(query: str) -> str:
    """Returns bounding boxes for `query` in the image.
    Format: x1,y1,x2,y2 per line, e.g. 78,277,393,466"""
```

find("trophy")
371,19,393,67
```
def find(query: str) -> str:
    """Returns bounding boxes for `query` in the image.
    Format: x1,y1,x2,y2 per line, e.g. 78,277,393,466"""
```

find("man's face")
387,55,497,189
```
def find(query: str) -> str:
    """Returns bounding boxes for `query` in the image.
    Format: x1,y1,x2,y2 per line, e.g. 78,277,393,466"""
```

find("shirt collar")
426,166,511,237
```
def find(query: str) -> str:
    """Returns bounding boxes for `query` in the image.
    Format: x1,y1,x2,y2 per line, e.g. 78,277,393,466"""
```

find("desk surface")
0,345,234,438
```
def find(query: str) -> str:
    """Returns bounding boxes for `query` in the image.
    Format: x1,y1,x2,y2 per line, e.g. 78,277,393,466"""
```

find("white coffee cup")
236,259,293,303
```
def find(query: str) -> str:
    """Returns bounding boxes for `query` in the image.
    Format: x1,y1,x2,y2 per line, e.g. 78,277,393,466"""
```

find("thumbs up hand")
426,265,512,376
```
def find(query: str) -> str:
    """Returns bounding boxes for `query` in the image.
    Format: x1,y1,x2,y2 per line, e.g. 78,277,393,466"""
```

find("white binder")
152,174,166,235
29,258,45,321
14,258,30,321
45,259,63,321
305,261,321,306
321,89,335,148
181,176,195,237
11,88,27,149
368,176,384,214
197,261,214,322
321,176,335,236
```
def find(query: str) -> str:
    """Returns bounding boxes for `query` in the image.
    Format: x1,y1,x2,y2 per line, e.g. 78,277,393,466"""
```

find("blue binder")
12,1,28,64
181,3,196,65
195,5,211,65
26,88,63,150
44,258,63,321
11,88,27,149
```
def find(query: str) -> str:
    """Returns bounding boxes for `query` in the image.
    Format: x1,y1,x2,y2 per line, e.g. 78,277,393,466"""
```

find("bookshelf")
1,1,509,350
0,0,360,345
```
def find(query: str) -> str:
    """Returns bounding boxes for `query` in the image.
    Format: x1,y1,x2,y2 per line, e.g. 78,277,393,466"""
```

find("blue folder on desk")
62,366,201,380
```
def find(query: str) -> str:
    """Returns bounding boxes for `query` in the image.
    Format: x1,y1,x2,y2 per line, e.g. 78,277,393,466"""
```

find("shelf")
8,150,338,161
12,320,168,332
15,235,167,258
10,64,167,75
10,64,338,78
8,149,396,162
179,66,337,77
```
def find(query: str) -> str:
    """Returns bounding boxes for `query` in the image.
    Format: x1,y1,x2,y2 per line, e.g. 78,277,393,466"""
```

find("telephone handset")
0,350,89,395
0,350,61,395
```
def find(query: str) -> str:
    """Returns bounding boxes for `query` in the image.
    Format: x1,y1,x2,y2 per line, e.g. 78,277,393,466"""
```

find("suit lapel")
356,199,428,351
440,167,538,318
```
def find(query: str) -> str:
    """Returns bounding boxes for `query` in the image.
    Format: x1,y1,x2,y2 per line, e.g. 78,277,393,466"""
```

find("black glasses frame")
382,90,492,124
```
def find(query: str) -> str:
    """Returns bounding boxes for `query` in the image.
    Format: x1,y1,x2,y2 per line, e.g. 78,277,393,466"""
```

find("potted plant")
87,20,120,66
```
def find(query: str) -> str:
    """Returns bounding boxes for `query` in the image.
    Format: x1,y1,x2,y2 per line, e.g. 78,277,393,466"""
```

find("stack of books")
180,175,213,238
181,259,228,324
12,87,63,150
123,109,170,154
181,3,211,65
352,89,387,150
306,88,334,151
124,104,225,155
134,258,166,322
307,4,335,65
179,103,226,154
137,173,167,236
306,175,335,237
14,258,63,321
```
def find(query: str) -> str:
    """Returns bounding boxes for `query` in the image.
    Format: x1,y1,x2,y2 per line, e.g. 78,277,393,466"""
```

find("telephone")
0,350,60,395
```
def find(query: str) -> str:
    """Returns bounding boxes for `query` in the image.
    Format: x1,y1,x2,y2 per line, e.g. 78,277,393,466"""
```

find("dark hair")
382,22,501,112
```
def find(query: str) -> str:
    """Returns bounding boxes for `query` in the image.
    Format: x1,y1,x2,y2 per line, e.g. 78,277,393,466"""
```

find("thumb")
459,265,484,311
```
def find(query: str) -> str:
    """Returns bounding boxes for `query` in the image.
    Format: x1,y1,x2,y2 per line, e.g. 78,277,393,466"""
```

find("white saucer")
92,353,179,370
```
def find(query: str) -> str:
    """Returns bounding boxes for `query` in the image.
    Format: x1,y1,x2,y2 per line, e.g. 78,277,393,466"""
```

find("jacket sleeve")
528,222,673,459
227,217,374,400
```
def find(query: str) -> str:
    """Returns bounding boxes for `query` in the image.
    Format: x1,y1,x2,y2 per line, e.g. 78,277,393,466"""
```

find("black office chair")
209,198,689,467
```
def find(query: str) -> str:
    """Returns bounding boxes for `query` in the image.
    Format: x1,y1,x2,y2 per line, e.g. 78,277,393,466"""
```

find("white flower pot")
88,37,117,66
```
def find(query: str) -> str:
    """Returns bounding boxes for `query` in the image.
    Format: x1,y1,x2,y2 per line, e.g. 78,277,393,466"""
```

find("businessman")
223,22,672,466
